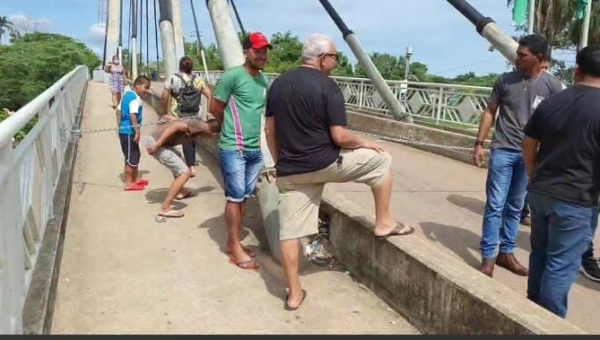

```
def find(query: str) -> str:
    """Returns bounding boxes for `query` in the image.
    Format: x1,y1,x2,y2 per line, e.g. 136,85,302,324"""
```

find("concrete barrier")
347,110,491,167
143,90,585,335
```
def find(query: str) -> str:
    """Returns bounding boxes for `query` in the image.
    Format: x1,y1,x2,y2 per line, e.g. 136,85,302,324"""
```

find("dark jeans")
527,192,598,318
480,148,528,259
182,140,196,167
524,192,595,259
521,193,530,220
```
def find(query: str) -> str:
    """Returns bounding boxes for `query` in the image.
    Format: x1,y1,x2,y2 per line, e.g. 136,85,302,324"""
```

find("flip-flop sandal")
284,289,307,311
375,223,415,239
225,247,257,258
136,179,149,186
124,183,146,191
228,257,260,270
158,210,185,218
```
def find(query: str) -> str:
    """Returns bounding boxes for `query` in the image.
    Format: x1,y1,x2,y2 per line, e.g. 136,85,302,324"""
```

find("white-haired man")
264,34,414,311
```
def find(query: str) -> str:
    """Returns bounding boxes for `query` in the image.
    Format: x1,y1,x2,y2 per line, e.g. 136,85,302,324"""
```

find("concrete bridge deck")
52,82,600,334
50,83,419,334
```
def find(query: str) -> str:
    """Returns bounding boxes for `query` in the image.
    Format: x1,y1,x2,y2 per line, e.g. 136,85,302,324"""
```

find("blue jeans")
480,148,528,259
219,149,263,203
527,192,597,318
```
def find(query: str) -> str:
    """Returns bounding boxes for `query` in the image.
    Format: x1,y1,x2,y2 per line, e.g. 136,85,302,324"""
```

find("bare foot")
189,166,196,178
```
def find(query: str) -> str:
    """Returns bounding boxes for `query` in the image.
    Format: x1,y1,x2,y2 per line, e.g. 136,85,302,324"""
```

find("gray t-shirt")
488,70,564,150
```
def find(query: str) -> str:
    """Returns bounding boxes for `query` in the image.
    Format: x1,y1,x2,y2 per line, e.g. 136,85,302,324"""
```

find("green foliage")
0,32,100,143
0,32,100,112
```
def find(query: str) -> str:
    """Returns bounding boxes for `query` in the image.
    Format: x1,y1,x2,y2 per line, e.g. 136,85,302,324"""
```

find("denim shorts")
219,149,264,202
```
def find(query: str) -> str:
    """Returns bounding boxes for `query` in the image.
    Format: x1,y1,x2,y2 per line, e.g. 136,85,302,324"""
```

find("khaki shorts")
145,136,188,178
277,148,392,241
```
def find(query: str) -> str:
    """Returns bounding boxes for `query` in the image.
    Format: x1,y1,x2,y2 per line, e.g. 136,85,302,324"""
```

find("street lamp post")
404,46,413,81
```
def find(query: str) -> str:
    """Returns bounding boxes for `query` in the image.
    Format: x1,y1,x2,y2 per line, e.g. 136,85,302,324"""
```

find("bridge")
1,0,599,335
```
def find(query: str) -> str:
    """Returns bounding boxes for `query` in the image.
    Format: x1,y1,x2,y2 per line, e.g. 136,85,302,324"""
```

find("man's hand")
473,145,485,167
361,141,385,153
147,144,158,155
134,132,140,144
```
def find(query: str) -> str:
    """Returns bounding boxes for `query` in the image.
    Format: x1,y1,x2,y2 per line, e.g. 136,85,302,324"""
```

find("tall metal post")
447,0,518,63
579,0,593,50
131,0,138,79
158,0,178,81
527,0,535,34
190,0,210,79
206,0,244,69
318,0,413,123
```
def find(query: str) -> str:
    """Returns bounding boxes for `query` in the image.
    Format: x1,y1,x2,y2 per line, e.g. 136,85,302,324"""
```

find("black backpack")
173,73,201,115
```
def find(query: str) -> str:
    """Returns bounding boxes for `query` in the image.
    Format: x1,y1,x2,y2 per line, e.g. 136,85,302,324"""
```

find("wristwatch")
474,140,484,147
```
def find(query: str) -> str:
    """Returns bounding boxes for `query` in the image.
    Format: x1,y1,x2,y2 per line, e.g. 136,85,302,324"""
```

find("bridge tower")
103,0,122,67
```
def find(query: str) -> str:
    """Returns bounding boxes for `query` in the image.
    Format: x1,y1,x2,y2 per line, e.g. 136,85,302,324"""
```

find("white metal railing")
0,65,89,334
198,70,491,129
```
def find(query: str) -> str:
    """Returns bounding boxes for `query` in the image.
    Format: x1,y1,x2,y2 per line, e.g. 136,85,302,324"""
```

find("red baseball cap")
242,32,273,50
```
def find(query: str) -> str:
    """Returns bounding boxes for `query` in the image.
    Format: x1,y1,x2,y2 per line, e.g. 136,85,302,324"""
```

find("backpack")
173,73,201,115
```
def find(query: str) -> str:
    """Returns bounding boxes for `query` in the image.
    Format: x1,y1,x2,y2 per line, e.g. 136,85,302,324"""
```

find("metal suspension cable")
153,0,160,74
190,0,209,79
229,0,246,36
119,0,124,47
138,0,143,72
126,0,133,74
146,0,149,69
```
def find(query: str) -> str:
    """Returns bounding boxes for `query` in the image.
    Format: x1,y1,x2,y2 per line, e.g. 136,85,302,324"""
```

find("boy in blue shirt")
117,75,151,191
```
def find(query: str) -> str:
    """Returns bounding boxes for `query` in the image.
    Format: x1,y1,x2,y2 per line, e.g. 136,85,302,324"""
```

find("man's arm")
522,136,539,178
154,122,189,148
264,116,278,164
324,81,383,152
522,105,544,179
209,71,236,124
161,89,172,117
129,98,141,142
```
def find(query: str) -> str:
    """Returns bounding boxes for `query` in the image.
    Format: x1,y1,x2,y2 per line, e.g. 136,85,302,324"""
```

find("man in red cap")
209,32,272,270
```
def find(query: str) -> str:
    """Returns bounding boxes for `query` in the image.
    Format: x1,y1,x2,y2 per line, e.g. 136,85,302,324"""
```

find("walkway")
328,136,600,333
50,83,419,334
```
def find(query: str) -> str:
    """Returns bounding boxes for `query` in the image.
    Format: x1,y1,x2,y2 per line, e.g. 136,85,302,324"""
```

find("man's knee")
364,151,393,187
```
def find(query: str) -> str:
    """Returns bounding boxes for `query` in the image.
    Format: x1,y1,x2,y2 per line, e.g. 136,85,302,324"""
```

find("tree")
354,53,405,80
0,16,12,45
0,32,100,112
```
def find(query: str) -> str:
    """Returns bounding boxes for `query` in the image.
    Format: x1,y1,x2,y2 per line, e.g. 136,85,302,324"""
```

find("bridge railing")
198,70,491,129
0,66,89,334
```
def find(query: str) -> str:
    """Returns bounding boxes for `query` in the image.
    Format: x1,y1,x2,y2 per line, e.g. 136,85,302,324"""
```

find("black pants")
182,139,196,167
179,112,199,167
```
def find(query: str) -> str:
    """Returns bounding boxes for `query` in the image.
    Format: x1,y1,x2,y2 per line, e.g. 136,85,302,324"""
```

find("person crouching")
145,117,220,218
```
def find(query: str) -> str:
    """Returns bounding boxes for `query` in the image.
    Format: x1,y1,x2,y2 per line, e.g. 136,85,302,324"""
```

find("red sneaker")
124,183,146,191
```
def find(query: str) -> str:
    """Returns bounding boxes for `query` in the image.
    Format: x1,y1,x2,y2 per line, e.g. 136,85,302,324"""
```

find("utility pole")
404,46,412,81
579,0,593,50
527,0,535,34
190,0,210,79
131,0,138,79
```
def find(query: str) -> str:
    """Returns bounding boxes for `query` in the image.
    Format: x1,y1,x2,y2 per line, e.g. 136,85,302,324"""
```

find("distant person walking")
162,57,212,177
105,54,127,109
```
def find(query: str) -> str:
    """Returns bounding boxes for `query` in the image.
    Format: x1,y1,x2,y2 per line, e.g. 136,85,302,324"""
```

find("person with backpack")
161,57,213,177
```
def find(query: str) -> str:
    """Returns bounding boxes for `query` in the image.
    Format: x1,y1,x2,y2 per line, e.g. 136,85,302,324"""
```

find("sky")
0,0,575,77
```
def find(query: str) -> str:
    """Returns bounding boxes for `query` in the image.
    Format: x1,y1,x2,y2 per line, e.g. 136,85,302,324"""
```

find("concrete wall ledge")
347,111,491,167
320,190,585,335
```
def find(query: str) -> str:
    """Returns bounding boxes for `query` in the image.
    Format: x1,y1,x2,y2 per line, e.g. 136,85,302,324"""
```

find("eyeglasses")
319,53,339,61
